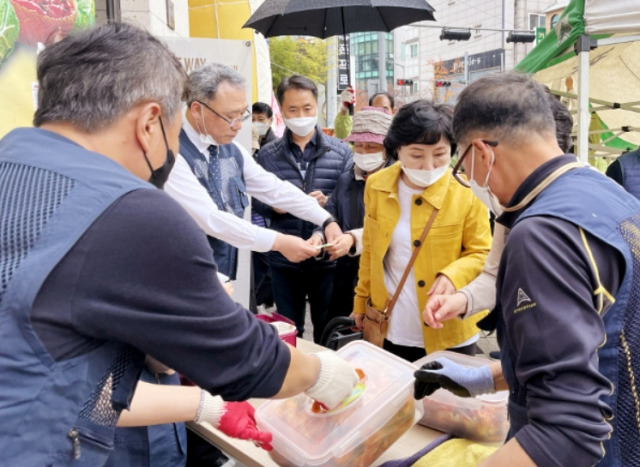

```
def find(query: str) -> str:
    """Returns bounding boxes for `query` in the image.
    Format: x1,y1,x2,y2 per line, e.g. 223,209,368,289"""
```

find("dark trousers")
383,339,478,363
327,256,360,322
252,251,273,308
270,264,335,344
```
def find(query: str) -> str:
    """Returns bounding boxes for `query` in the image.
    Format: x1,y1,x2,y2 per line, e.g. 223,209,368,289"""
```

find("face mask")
401,163,448,188
353,151,386,173
198,110,217,146
254,122,270,136
143,117,176,189
284,116,317,137
468,147,504,216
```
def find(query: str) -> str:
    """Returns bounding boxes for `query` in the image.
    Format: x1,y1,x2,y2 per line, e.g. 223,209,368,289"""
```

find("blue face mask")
142,117,176,189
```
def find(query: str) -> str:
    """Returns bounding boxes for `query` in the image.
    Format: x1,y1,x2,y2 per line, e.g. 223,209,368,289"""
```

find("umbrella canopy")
243,0,436,39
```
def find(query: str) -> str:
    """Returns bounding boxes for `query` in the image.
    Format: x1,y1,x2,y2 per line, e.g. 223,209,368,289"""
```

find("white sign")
162,37,253,154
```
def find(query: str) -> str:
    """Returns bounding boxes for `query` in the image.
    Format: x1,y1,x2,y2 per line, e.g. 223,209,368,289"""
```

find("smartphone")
217,272,230,283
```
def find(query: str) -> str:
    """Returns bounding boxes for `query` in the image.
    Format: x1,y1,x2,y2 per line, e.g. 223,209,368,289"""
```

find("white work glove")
340,86,355,110
304,351,359,410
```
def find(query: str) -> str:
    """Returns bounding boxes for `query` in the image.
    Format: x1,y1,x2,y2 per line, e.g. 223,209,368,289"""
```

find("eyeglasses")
197,100,251,128
451,140,499,188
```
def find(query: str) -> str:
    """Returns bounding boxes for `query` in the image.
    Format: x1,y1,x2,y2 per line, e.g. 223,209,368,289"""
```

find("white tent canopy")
518,0,640,161
584,0,640,35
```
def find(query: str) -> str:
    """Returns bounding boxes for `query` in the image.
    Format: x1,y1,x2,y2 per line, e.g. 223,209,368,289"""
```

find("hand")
304,351,358,410
340,87,355,113
222,281,234,296
273,233,318,262
427,274,456,297
423,292,468,329
414,358,494,399
195,393,273,451
309,190,328,207
324,233,354,260
218,402,273,451
350,312,364,331
324,221,343,243
306,234,324,248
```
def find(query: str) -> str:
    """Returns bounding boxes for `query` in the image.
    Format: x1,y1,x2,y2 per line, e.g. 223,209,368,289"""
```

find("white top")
384,179,426,348
459,223,508,316
385,179,479,350
164,114,330,252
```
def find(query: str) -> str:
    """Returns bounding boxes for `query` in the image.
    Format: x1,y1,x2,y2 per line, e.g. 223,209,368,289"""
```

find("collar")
498,154,580,228
182,107,221,157
368,161,452,210
285,127,318,149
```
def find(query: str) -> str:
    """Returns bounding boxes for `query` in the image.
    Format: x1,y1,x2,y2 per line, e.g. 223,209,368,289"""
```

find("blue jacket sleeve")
500,217,620,466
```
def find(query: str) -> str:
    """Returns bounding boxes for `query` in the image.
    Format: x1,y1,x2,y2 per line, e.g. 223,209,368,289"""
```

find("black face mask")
143,117,176,189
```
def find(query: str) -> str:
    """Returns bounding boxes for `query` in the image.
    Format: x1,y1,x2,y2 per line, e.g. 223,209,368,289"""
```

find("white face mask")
254,122,270,136
353,151,386,173
468,147,504,216
284,116,317,137
198,111,217,146
401,163,449,188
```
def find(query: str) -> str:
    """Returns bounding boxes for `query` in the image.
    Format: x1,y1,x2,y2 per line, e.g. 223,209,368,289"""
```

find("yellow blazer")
354,162,492,353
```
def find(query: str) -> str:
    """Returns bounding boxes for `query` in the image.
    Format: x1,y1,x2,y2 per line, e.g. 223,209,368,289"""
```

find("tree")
269,37,328,91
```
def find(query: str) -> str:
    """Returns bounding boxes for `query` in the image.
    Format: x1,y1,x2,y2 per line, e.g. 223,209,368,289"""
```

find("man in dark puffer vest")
605,147,640,201
257,75,352,343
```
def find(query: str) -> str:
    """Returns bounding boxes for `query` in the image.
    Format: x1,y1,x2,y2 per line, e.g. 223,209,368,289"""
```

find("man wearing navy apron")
414,72,640,466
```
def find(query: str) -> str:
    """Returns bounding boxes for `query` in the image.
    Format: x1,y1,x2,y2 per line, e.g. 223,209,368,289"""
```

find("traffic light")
397,79,414,86
435,81,451,87
439,28,471,41
506,31,536,43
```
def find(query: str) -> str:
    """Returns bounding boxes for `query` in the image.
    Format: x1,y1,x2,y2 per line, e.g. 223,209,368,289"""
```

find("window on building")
529,13,545,30
410,43,418,57
550,14,560,28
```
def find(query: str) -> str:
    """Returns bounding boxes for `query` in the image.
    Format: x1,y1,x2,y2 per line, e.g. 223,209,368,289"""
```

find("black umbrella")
244,0,436,112
243,0,436,39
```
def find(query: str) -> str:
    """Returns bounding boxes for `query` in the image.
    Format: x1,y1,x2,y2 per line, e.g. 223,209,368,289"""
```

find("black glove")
414,358,494,399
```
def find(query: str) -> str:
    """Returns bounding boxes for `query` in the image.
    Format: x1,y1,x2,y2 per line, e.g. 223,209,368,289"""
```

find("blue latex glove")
414,357,494,399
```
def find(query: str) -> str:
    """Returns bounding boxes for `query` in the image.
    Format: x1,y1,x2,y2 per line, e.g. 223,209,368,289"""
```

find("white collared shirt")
164,112,330,252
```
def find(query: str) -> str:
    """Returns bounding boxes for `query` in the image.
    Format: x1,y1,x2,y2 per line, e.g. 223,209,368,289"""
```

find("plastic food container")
256,312,297,347
256,341,423,466
414,350,509,443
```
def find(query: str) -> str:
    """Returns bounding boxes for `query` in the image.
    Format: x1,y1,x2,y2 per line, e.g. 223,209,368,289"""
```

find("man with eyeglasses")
164,63,338,281
414,72,640,466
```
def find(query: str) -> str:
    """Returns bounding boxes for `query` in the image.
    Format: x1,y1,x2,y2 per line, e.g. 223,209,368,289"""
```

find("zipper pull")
68,428,81,460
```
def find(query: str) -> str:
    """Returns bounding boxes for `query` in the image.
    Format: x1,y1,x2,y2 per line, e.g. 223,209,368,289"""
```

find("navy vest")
0,128,148,465
616,148,640,201
494,167,640,466
178,130,248,279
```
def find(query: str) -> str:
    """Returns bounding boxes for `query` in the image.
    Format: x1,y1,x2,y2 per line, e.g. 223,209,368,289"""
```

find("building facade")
392,0,557,105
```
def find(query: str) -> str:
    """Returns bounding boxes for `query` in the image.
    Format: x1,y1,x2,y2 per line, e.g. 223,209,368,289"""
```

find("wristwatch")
322,215,336,230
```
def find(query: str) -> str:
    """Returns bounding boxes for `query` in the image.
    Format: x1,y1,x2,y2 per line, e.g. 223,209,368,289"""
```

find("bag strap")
385,207,439,319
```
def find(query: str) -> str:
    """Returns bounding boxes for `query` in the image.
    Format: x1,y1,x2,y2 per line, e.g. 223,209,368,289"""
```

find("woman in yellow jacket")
351,100,492,361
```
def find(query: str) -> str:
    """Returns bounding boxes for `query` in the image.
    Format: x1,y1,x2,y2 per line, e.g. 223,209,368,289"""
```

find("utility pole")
378,32,387,92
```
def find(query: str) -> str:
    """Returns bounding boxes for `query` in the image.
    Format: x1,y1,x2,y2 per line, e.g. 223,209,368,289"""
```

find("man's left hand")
324,222,343,243
309,190,328,207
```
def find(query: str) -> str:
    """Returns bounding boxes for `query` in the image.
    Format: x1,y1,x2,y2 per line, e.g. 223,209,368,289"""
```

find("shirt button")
418,280,426,287
415,198,423,205
413,239,421,247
